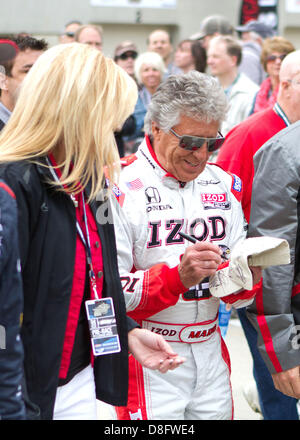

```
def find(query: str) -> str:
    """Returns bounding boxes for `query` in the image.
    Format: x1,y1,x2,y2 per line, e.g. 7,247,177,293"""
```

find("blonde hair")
0,43,138,200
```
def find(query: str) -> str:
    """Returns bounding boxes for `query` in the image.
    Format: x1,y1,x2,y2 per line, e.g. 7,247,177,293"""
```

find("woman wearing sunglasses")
111,71,262,420
252,36,295,114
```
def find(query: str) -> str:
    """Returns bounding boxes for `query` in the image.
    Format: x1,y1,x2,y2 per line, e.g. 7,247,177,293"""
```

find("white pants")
117,331,233,420
53,364,98,420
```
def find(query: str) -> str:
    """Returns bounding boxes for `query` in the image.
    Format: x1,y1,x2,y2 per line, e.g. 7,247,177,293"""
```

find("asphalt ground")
225,317,261,420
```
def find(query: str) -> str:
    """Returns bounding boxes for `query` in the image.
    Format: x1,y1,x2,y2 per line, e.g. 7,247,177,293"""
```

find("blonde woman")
0,43,184,420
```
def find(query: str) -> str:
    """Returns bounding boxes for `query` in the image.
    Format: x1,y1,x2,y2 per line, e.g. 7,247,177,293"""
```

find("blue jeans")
238,308,299,420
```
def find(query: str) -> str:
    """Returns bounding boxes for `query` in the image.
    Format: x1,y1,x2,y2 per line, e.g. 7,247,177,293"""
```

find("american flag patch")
126,178,143,190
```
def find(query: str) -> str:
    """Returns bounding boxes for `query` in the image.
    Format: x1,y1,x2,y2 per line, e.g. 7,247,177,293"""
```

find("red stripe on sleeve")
255,284,283,373
256,314,283,373
292,283,300,298
128,264,186,321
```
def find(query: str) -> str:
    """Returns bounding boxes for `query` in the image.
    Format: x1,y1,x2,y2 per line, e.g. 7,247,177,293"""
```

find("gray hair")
134,51,166,85
144,71,227,135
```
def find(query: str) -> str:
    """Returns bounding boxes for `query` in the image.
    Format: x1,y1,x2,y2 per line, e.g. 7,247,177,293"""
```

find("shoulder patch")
112,183,125,207
120,154,137,167
125,178,144,191
227,172,243,202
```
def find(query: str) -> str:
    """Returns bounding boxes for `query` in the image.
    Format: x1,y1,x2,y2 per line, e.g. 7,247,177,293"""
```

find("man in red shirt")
216,104,286,224
216,50,300,419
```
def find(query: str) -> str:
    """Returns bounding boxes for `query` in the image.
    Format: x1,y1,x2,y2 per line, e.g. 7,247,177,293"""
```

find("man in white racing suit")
110,71,261,420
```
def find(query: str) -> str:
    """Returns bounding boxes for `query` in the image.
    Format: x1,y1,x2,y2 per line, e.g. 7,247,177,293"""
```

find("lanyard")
76,193,99,299
46,157,100,299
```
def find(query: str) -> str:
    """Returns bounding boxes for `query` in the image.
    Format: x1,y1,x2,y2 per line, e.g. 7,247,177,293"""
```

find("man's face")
148,31,172,62
152,115,219,183
207,40,235,77
116,51,137,77
77,27,102,51
60,23,81,44
6,48,44,106
285,71,300,123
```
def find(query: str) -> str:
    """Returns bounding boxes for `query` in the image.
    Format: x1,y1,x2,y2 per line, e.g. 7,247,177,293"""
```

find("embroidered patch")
125,178,143,191
232,174,242,192
228,172,243,202
201,193,231,210
112,184,125,207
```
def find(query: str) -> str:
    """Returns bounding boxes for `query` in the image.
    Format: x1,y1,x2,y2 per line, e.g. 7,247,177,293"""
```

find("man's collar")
144,134,187,187
273,102,291,127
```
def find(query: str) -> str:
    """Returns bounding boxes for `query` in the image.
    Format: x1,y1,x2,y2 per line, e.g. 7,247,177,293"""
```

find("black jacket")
0,159,137,420
114,115,136,157
0,181,25,419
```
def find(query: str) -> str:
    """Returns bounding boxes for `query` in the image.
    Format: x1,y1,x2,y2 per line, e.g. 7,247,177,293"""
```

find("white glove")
209,236,290,298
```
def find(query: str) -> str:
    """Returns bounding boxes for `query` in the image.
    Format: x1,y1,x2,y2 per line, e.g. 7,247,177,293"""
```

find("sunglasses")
266,54,286,62
170,128,225,152
119,52,137,60
64,32,75,37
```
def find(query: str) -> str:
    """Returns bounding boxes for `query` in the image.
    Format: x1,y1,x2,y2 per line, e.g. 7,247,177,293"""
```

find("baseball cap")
190,15,234,40
114,41,138,59
236,20,274,39
0,39,19,65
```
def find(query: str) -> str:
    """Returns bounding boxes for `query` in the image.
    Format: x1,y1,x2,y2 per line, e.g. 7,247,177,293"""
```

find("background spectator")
0,36,47,131
216,49,300,420
113,41,139,157
252,36,295,113
0,39,19,131
59,20,82,44
248,121,300,406
114,41,138,81
190,15,234,50
147,29,182,77
74,24,103,51
130,51,165,146
174,39,207,73
235,20,275,85
207,35,258,139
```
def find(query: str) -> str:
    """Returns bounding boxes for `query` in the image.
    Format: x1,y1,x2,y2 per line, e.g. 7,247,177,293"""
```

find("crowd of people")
0,12,300,421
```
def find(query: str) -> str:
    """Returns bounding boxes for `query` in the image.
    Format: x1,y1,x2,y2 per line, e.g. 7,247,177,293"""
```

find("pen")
178,231,229,261
178,231,197,243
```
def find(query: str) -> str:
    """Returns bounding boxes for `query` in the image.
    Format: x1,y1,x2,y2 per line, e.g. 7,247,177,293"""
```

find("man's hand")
128,328,186,373
178,242,222,288
220,265,262,309
272,366,300,399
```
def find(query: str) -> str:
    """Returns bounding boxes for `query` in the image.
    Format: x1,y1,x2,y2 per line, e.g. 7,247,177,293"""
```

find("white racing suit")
110,136,250,420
